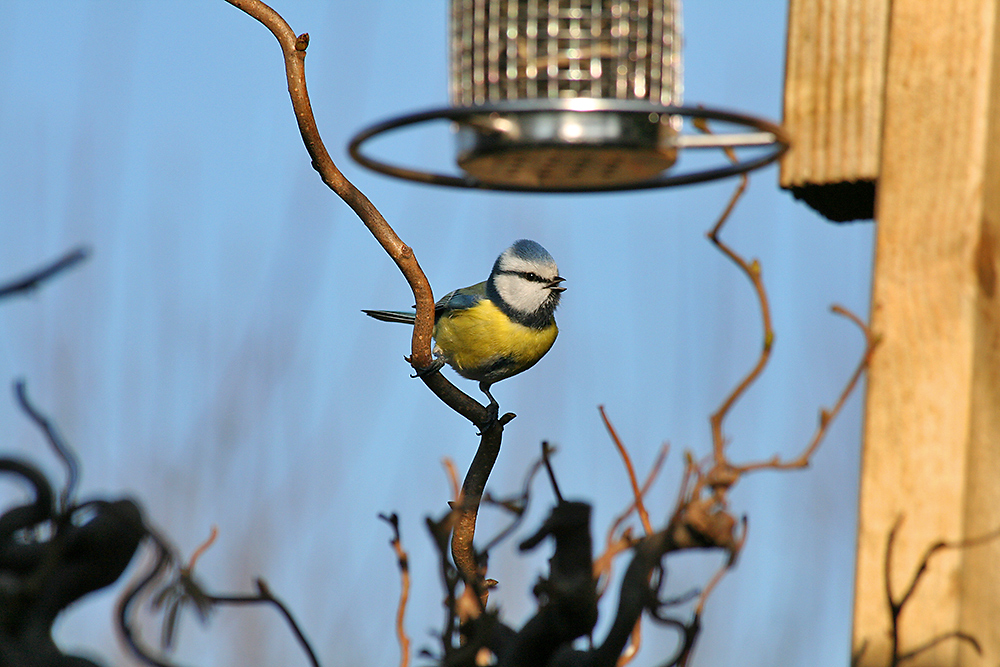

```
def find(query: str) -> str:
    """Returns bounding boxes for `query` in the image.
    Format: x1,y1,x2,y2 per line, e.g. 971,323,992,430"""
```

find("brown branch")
733,304,877,474
450,415,514,608
221,0,495,426
600,406,654,535
595,442,668,599
604,443,669,547
442,457,461,503
186,525,218,571
379,514,411,667
694,516,747,616
223,1,507,639
705,171,768,468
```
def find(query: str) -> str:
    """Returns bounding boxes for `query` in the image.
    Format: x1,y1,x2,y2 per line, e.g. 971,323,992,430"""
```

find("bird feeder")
349,0,787,192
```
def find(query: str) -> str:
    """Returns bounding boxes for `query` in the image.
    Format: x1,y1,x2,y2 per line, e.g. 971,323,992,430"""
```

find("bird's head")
488,239,565,328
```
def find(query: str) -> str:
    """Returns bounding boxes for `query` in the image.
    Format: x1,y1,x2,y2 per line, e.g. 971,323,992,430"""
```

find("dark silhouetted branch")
0,246,89,300
14,379,79,512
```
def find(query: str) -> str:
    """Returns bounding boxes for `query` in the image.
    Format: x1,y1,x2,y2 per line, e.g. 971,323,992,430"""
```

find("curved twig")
14,379,79,512
222,0,504,614
117,533,177,667
379,513,412,667
208,579,321,667
733,304,877,474
705,171,766,467
600,406,655,535
221,0,494,425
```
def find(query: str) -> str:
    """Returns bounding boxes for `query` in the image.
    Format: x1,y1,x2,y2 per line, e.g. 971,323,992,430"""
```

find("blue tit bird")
363,239,565,408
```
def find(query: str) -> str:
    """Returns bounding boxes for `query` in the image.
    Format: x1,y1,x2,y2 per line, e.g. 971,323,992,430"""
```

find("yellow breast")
433,299,558,384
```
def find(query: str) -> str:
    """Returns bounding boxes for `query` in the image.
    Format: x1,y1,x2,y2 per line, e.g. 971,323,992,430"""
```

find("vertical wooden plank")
852,0,1000,664
780,0,889,221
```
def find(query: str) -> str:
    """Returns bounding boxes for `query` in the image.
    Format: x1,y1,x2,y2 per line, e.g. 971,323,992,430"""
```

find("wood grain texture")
852,0,1000,664
780,0,890,220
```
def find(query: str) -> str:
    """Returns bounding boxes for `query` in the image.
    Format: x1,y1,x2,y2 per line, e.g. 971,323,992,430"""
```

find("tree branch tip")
295,32,309,50
379,512,402,534
187,525,219,571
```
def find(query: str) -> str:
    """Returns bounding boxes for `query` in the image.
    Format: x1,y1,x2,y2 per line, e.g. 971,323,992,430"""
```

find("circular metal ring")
347,100,789,193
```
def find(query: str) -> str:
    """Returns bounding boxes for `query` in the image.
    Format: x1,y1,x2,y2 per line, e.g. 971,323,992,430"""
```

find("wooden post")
780,0,890,221
783,0,1000,664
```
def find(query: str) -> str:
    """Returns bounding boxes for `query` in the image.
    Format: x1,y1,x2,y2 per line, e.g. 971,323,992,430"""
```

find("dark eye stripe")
496,269,549,283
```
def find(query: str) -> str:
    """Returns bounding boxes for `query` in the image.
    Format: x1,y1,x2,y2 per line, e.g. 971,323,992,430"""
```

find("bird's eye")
524,272,541,281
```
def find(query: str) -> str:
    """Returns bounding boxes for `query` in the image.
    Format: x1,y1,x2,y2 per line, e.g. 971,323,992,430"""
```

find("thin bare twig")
14,379,78,512
600,406,654,535
120,526,321,667
379,513,411,667
479,450,548,554
0,246,89,299
186,525,218,570
603,442,669,550
442,457,461,503
694,516,747,616
210,579,321,667
541,440,563,503
705,171,766,468
733,305,877,474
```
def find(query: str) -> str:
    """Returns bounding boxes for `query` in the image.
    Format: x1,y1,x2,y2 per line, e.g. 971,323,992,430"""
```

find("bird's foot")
473,383,503,434
410,357,445,379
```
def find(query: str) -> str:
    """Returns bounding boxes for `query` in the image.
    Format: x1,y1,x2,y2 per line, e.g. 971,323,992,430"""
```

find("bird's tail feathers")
362,309,417,324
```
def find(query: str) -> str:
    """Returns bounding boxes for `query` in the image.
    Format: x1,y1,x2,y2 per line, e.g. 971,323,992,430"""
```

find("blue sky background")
0,2,874,666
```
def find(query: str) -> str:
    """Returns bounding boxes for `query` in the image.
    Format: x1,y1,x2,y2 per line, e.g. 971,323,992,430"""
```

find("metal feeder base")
455,109,678,189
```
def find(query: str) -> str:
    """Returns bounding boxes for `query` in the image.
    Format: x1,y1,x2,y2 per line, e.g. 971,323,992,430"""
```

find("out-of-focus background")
0,2,873,665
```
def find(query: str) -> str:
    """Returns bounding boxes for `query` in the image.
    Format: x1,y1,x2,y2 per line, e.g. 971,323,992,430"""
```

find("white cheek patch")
493,273,550,314
498,253,558,278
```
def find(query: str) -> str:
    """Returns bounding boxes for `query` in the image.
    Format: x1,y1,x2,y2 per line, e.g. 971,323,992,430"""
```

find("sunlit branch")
599,406,654,535
705,171,768,468
734,305,877,474
223,0,512,632
221,0,493,426
379,513,411,667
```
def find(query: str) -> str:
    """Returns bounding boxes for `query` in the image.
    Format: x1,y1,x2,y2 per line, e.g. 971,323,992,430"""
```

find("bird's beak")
548,276,566,292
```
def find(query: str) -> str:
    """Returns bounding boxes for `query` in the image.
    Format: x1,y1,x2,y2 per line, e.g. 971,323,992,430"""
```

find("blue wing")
364,281,487,324
435,281,487,316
